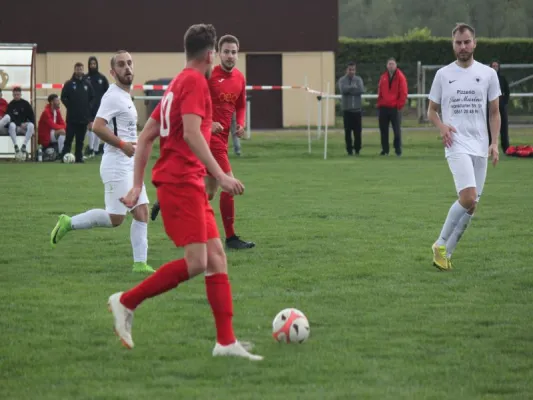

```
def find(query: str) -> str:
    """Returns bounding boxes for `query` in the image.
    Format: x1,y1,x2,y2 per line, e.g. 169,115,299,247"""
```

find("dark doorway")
245,54,283,129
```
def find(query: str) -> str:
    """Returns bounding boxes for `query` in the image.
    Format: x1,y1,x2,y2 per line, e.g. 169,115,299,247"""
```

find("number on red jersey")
160,92,174,137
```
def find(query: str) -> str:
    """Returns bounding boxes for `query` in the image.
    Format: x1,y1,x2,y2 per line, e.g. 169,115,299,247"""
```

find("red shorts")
157,181,219,247
207,148,231,177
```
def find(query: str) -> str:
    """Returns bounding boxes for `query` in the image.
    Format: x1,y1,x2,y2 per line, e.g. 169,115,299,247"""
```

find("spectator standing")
377,58,408,156
85,56,109,157
61,62,94,163
338,61,365,156
489,60,510,153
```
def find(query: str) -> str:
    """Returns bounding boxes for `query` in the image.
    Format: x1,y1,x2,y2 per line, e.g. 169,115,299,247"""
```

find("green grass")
1,128,533,399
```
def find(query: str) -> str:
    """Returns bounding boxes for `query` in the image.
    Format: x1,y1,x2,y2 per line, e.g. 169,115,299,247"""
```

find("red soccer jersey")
38,104,66,148
208,65,246,151
0,98,7,117
151,68,213,185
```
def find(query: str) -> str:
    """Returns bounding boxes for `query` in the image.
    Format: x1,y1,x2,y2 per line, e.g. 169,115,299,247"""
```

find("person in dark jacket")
488,60,510,152
61,62,94,163
377,58,408,156
84,56,109,157
6,87,35,158
338,61,365,156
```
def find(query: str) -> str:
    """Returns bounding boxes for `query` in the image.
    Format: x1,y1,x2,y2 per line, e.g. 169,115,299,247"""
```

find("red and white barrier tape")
5,83,307,91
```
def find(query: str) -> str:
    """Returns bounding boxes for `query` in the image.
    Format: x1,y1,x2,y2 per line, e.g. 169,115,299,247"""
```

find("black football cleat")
151,201,161,221
226,235,256,250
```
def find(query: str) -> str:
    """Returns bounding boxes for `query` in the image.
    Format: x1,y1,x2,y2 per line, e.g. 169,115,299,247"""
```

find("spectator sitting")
0,88,10,134
7,87,35,158
38,94,66,157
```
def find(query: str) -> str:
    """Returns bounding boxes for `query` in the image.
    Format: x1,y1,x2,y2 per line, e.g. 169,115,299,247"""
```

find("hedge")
337,36,533,67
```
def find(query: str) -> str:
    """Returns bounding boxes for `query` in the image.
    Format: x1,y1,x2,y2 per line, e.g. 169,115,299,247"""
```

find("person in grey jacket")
338,62,365,155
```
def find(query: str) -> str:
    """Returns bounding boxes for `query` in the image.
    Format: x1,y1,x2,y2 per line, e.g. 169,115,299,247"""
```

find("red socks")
120,262,236,346
120,259,190,310
220,192,235,238
205,273,236,345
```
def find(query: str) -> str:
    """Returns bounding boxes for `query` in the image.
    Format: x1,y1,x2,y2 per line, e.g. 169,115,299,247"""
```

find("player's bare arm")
488,98,501,166
120,117,160,208
427,100,456,148
183,114,244,196
93,117,135,157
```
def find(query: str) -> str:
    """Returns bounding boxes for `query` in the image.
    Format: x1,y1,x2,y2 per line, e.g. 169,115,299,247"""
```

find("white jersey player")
50,51,154,274
427,23,501,271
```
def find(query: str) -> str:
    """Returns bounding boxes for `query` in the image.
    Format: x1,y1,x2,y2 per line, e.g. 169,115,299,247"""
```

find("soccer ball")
15,151,26,162
63,153,75,163
272,308,310,344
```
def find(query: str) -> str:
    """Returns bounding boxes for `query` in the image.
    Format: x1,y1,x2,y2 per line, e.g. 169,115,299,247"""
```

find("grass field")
1,128,533,400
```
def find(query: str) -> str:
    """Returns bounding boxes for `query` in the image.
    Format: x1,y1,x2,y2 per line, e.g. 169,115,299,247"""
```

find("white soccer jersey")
428,60,501,157
96,84,138,177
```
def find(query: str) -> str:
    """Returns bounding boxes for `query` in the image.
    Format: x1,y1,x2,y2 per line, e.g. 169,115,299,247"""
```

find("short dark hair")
12,86,21,93
387,57,396,63
74,62,83,68
452,23,475,37
111,50,129,68
184,24,217,60
347,61,356,67
48,94,58,103
218,34,239,51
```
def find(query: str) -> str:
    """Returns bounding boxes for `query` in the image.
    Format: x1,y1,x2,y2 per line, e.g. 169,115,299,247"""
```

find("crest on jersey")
84,85,88,91
99,79,103,84
475,76,482,83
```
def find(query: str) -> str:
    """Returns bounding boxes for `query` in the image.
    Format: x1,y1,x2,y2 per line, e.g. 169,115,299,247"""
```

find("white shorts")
446,153,488,200
101,170,149,215
50,130,57,144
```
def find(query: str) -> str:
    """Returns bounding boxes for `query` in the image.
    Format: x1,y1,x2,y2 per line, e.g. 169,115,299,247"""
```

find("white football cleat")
107,292,134,349
213,340,263,361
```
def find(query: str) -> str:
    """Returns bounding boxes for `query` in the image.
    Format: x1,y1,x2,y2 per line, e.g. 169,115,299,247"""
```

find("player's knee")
185,251,208,275
109,214,125,227
132,204,148,223
206,239,227,274
459,188,477,210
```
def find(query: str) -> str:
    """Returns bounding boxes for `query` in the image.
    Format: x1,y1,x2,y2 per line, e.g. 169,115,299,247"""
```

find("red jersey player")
107,24,262,361
150,35,255,250
206,35,255,250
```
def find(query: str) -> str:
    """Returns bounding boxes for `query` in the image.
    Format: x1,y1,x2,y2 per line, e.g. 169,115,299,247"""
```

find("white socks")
24,123,34,146
7,122,34,147
87,131,100,151
71,209,113,230
436,201,468,246
130,220,148,263
86,131,94,149
58,135,66,154
447,213,473,258
92,132,100,151
8,123,17,146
